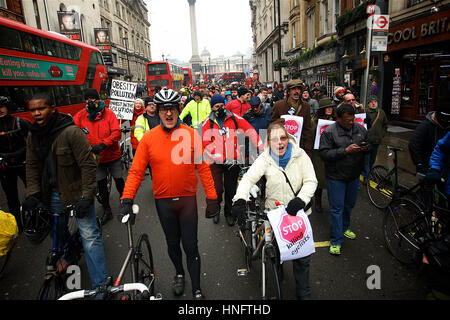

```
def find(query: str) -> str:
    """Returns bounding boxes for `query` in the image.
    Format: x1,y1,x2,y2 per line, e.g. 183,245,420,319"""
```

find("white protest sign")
109,100,134,120
314,119,335,150
110,79,137,102
267,206,315,263
281,115,303,145
355,113,367,129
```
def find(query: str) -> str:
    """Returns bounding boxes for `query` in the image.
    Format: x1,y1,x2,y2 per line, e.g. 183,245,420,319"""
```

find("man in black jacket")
409,106,450,174
319,104,369,256
0,96,30,231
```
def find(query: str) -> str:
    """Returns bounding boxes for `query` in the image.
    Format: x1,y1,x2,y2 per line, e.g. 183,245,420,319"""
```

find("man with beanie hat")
74,88,124,225
362,95,388,181
270,79,313,157
225,86,251,117
203,94,264,226
180,90,211,128
333,86,346,107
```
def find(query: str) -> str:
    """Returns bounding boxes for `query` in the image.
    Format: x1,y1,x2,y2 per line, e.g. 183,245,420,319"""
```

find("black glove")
91,143,107,155
205,198,219,218
286,197,305,216
232,199,247,227
22,194,42,212
73,197,93,219
425,168,441,183
118,198,134,224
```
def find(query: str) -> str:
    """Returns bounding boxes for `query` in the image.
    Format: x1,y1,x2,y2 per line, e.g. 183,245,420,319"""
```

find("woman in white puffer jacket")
232,122,318,300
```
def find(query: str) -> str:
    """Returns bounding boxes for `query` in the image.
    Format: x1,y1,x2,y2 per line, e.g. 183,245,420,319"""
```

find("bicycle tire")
261,244,282,300
239,223,253,272
367,165,395,209
383,198,428,265
38,273,66,300
134,233,155,297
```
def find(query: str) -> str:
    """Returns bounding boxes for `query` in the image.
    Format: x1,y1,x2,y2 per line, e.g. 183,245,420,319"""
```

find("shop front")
299,48,339,97
383,7,450,121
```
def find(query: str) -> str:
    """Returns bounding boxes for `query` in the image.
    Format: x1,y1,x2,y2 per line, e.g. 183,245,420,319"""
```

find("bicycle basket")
21,207,52,244
0,210,18,256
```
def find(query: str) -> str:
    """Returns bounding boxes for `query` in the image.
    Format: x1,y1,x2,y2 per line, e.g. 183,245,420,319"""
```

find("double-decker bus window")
85,51,104,87
148,63,168,75
148,79,169,87
22,33,44,55
0,26,22,50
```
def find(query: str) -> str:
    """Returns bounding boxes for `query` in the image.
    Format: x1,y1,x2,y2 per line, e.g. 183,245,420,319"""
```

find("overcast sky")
146,0,253,63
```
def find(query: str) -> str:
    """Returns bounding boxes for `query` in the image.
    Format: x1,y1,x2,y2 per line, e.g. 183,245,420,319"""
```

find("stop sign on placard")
284,120,299,135
278,213,307,244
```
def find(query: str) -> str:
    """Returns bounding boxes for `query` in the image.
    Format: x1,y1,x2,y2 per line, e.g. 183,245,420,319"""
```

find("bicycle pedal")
237,268,249,276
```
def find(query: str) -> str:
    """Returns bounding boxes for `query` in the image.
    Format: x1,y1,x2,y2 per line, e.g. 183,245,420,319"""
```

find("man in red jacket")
202,94,264,226
225,86,251,117
74,88,124,225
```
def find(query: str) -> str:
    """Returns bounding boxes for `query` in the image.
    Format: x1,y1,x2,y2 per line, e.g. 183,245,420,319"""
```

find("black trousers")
0,165,26,231
209,163,241,217
155,196,201,294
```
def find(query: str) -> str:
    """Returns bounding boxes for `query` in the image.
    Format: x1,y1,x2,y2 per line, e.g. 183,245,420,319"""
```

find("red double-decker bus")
183,67,192,87
0,17,108,122
146,61,184,96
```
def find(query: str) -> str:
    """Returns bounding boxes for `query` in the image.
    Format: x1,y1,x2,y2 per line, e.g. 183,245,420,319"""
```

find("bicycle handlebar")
58,282,152,300
121,204,139,224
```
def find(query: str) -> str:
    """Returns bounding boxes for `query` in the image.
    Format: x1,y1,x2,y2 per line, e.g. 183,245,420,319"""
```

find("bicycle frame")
114,221,137,287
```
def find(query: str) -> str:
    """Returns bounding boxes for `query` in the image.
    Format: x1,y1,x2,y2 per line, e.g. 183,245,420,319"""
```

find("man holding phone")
318,104,369,255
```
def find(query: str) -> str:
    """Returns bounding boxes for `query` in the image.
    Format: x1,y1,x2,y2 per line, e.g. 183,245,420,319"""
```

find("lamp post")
122,36,131,77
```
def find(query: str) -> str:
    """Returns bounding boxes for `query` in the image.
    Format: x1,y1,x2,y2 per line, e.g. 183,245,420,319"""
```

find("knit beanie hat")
210,94,225,108
237,86,250,97
84,88,100,100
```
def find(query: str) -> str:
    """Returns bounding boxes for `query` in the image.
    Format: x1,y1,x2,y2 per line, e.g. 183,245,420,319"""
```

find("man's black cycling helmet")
153,88,181,112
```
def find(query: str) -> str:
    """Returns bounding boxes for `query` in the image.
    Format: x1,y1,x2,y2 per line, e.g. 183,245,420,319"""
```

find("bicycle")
366,145,425,209
236,192,282,300
58,280,154,300
383,181,449,265
110,204,158,300
120,126,133,171
24,205,85,300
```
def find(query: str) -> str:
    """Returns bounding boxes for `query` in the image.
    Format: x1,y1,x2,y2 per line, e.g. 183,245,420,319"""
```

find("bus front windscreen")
147,63,168,76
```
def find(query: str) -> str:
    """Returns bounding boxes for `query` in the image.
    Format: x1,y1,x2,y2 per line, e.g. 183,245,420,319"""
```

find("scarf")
270,142,293,170
86,100,106,121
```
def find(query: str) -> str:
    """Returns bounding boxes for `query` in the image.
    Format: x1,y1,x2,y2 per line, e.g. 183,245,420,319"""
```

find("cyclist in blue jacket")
427,131,450,196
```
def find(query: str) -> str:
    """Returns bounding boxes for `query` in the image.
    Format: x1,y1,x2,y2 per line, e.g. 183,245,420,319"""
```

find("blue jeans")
50,192,108,288
362,144,379,178
326,178,360,246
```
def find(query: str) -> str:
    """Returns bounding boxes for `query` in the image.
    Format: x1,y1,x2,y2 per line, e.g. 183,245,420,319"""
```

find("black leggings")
97,177,124,209
155,196,200,293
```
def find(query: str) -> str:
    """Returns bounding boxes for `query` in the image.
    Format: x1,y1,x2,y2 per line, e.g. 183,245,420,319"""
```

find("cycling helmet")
153,88,181,110
21,207,52,244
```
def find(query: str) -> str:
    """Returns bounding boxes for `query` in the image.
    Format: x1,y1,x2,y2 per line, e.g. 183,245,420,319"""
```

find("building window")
407,0,427,7
307,8,315,48
32,0,41,29
294,0,299,7
332,0,339,33
0,0,6,9
104,0,109,11
292,21,296,48
322,0,329,35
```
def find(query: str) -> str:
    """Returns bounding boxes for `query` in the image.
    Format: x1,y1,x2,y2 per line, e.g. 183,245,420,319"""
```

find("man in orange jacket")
119,89,219,300
74,88,124,225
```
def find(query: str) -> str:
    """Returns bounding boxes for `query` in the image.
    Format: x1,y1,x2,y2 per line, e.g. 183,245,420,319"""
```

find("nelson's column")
188,0,202,77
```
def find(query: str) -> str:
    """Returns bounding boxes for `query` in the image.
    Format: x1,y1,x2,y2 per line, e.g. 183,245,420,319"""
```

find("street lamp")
122,36,131,77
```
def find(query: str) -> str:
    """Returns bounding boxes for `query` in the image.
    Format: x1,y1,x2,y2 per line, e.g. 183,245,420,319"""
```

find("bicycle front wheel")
134,234,155,297
261,244,282,300
367,165,395,209
383,198,428,265
38,274,66,300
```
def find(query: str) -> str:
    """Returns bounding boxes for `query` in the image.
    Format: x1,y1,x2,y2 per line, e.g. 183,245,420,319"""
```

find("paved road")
0,125,429,300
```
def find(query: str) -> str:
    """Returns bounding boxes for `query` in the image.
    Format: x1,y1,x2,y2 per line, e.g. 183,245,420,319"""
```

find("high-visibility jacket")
134,113,160,142
179,99,211,128
122,123,217,200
